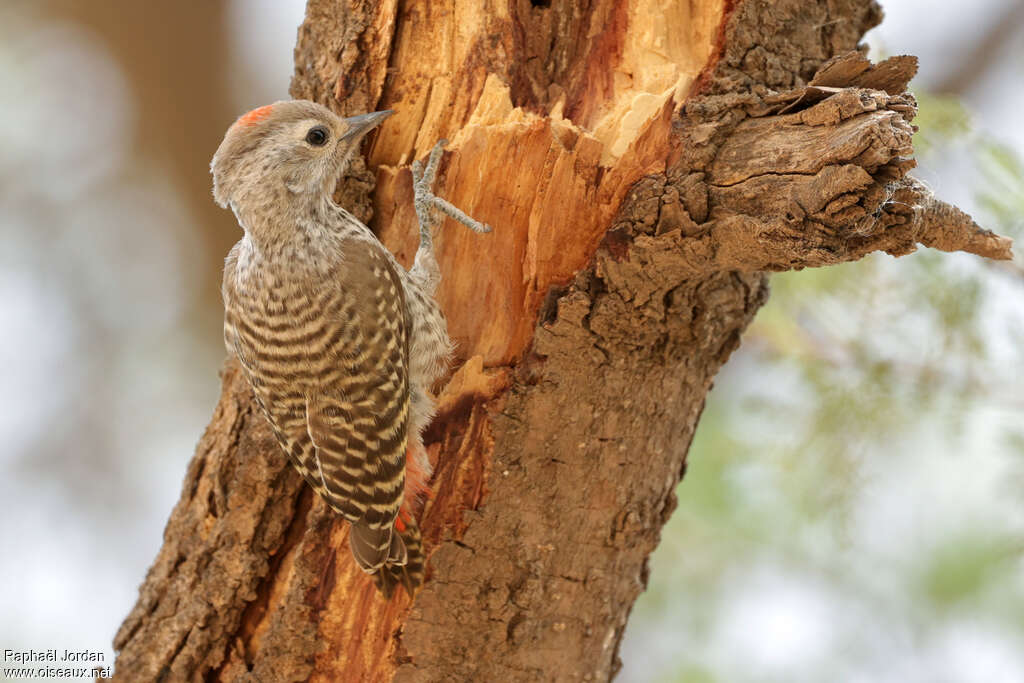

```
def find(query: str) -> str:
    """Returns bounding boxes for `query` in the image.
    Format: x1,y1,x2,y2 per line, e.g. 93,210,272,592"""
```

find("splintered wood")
112,2,1014,681
367,1,724,366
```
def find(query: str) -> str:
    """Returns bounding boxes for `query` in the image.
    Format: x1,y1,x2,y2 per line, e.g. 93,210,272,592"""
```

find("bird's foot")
412,140,492,235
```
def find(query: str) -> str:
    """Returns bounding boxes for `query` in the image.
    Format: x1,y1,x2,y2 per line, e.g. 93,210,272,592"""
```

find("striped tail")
373,513,425,598
371,442,430,597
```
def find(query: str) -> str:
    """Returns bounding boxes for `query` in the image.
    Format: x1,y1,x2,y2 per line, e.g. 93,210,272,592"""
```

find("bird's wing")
304,238,411,572
221,241,242,355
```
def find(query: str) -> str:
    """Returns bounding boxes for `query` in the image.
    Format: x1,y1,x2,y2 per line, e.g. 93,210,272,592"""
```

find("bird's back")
223,230,413,572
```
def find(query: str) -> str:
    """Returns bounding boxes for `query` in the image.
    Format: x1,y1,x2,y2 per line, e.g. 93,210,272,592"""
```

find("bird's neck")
233,193,373,267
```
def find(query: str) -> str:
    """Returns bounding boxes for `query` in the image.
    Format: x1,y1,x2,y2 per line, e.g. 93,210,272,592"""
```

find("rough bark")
112,1,1012,681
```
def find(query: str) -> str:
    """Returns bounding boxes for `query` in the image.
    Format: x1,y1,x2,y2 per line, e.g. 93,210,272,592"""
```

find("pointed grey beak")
340,110,394,141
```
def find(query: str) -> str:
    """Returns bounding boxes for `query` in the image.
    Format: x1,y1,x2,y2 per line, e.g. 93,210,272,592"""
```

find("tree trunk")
111,1,1012,681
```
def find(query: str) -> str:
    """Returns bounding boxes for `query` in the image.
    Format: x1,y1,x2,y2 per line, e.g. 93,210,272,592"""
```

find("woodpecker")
211,100,489,596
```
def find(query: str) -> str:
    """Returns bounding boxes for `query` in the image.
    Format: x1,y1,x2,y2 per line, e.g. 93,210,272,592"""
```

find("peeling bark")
112,1,1012,681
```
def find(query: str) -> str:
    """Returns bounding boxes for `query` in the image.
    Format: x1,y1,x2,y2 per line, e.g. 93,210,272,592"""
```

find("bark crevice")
111,1,1012,681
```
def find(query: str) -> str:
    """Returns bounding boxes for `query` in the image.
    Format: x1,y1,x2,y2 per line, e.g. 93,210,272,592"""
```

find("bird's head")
210,99,392,213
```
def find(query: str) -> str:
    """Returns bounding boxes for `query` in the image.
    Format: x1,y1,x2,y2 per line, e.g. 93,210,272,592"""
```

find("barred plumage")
211,100,489,595
224,234,412,566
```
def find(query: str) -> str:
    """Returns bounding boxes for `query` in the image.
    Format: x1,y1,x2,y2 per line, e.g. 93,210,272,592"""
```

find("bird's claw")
412,140,492,235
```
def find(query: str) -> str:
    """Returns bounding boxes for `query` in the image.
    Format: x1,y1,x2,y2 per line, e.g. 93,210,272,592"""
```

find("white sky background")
0,0,308,671
0,0,1020,680
619,1,1024,681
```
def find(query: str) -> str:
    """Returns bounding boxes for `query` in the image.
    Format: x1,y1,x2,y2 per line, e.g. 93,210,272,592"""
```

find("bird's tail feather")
349,521,402,572
373,516,425,598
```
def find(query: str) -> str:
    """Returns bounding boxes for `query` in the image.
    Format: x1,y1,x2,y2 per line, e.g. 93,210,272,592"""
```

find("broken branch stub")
111,3,1014,678
637,51,1013,277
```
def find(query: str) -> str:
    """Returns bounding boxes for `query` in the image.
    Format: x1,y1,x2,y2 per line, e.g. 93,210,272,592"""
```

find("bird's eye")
305,126,329,146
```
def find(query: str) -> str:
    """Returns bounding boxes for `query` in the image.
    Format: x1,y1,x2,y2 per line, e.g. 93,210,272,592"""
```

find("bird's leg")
410,140,491,292
412,139,492,242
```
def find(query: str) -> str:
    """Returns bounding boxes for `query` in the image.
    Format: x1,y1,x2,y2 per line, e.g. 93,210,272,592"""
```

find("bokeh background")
1,1,1021,681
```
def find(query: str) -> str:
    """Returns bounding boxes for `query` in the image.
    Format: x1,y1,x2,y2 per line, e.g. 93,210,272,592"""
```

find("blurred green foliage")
623,88,1024,682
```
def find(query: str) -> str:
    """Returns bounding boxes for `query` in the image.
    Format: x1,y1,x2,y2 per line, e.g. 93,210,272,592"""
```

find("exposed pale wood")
367,0,725,367
112,1,1013,681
